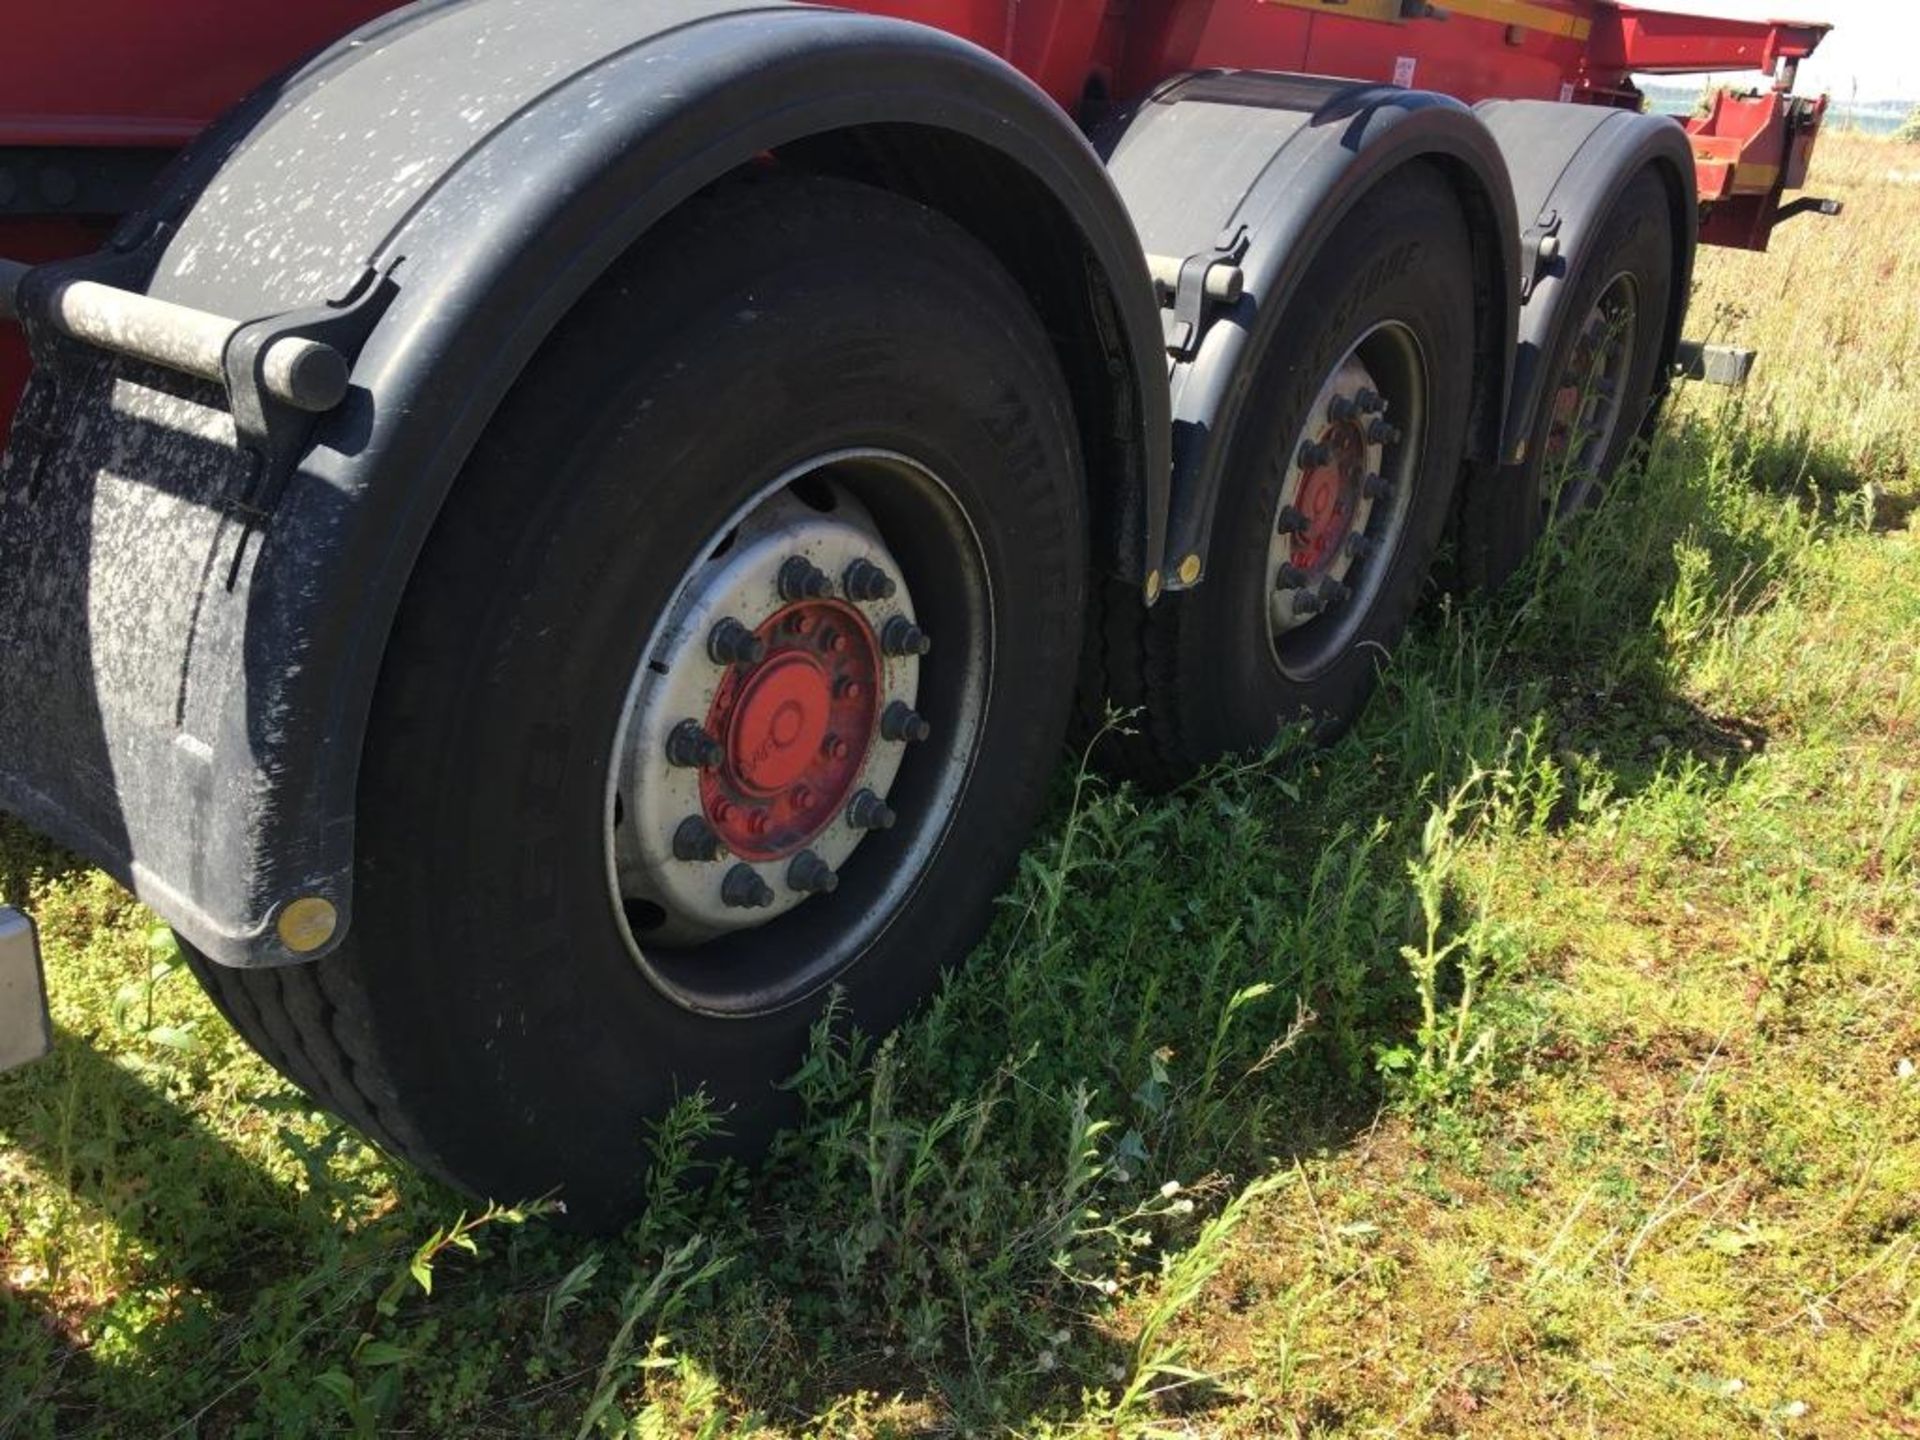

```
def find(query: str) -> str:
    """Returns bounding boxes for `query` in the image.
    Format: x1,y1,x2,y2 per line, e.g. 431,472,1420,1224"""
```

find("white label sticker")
1559,81,1576,103
1393,55,1417,88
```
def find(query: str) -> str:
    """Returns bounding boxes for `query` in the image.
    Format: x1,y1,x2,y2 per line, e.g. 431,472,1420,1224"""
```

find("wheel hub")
1264,327,1425,675
612,485,925,944
703,600,879,857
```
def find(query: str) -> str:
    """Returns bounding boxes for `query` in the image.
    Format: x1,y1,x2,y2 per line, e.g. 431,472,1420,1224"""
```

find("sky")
1635,0,1920,100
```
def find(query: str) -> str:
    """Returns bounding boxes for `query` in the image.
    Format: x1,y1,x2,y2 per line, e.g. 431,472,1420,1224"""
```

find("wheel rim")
606,451,992,1015
1265,321,1428,678
1543,270,1639,514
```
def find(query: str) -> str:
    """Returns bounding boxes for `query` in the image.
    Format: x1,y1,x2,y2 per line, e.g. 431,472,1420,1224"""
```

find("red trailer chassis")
0,0,1832,439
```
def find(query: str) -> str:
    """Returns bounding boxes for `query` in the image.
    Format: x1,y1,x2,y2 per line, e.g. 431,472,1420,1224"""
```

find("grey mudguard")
1102,72,1521,584
1476,99,1698,464
0,0,1169,967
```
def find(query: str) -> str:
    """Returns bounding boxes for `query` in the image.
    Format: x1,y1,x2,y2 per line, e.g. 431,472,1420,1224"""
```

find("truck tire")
186,175,1087,1227
1462,169,1674,589
1090,163,1477,779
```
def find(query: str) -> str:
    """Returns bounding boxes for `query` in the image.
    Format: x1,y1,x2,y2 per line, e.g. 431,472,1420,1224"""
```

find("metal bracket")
1152,225,1250,360
222,261,402,527
1774,195,1842,225
1517,209,1562,301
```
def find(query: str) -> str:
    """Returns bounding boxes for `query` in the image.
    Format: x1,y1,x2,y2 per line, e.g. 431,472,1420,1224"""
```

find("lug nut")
835,677,865,700
787,849,839,895
1366,419,1402,447
881,701,931,743
1276,505,1310,536
665,720,724,769
843,558,897,602
847,788,897,831
708,617,765,666
778,555,832,602
822,734,850,761
881,616,932,657
1327,394,1357,423
1362,472,1395,502
790,784,814,810
1346,532,1375,560
1297,439,1332,470
1356,387,1383,414
672,815,724,862
721,863,776,910
1291,587,1324,617
1276,562,1312,590
1317,577,1352,608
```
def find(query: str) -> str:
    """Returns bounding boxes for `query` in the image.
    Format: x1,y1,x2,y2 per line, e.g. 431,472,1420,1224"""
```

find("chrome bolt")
881,701,931,743
708,617,765,666
881,616,932,657
720,864,776,909
1297,439,1332,470
1362,472,1395,502
847,788,897,831
665,720,724,769
1276,505,1310,536
787,850,839,895
672,815,724,863
1276,562,1312,590
778,555,832,602
843,558,897,602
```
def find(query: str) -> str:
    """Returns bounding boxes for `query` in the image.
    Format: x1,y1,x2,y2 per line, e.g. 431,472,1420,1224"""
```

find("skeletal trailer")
0,0,1837,1222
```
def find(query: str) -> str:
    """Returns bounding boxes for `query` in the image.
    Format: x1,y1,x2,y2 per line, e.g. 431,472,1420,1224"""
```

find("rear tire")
1460,169,1674,590
1087,163,1478,781
188,175,1087,1227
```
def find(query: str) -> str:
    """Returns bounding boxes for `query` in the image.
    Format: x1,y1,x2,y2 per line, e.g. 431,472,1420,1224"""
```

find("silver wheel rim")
604,451,993,1016
1543,270,1639,514
1265,321,1428,678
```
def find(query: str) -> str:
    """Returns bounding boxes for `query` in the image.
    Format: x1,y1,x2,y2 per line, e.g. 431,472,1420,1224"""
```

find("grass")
3,132,1918,1437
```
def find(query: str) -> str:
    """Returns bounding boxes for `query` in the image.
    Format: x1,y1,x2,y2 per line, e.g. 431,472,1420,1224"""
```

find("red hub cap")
701,599,879,860
1290,422,1366,572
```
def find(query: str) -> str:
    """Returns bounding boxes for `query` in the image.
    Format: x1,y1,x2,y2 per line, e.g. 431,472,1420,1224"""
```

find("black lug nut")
708,617,766,666
1297,439,1332,470
1276,505,1310,536
1346,532,1375,560
847,788,897,831
881,615,932,657
1317,577,1352,608
881,701,931,743
778,555,832,602
672,815,725,862
787,850,839,895
1356,387,1383,414
1327,394,1358,423
1366,419,1402,447
843,558,897,602
1291,587,1324,617
1276,562,1312,590
1362,472,1395,502
720,863,776,910
666,720,725,769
